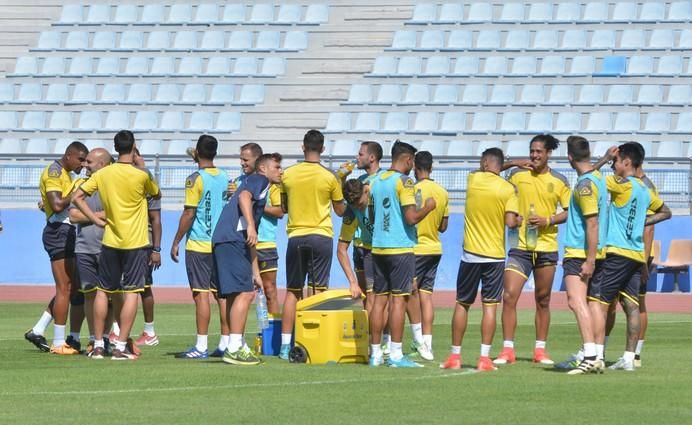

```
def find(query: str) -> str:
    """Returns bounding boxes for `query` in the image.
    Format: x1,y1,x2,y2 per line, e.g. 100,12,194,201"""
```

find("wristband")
152,247,161,253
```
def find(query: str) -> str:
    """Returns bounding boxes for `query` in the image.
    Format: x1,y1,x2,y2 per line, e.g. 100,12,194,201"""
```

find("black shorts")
505,249,559,279
214,241,253,296
637,257,656,296
563,258,605,279
285,235,332,292
98,246,150,293
373,253,415,296
76,253,101,293
257,247,279,274
456,261,504,306
590,254,643,305
42,222,76,261
144,249,154,288
354,247,374,293
185,251,218,292
415,255,441,293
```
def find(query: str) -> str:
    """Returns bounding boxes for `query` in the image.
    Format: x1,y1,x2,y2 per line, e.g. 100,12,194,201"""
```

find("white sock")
195,334,208,352
281,333,292,345
390,341,403,361
32,311,53,335
503,340,514,349
535,340,546,349
228,334,243,353
218,335,230,351
53,324,66,346
69,332,80,341
623,351,635,362
480,344,491,357
143,322,155,336
115,340,126,352
596,344,605,360
423,334,432,348
371,344,382,358
583,343,597,358
111,322,120,336
94,339,105,349
411,323,424,344
451,345,461,355
635,340,645,355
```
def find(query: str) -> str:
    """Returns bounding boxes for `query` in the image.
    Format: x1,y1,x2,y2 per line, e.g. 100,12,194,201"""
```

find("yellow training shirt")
80,163,160,250
508,168,571,252
281,161,343,238
464,171,518,259
39,160,74,222
413,179,449,256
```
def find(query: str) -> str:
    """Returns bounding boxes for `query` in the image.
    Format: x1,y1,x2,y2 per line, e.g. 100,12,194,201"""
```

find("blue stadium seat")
13,57,37,76
256,31,280,51
578,85,605,105
0,111,18,130
0,83,13,103
178,57,203,76
124,57,148,76
325,112,351,132
657,56,683,76
353,112,380,132
95,57,119,75
438,4,463,23
70,83,96,104
419,140,448,156
591,141,614,157
283,31,308,50
48,111,72,130
647,29,675,50
461,84,487,104
640,2,665,22
526,112,553,133
483,56,507,76
277,5,302,24
137,139,162,156
627,56,654,76
154,84,181,104
643,112,671,133
120,31,144,50
636,85,663,105
499,4,525,22
346,84,372,104
595,56,626,76
200,31,224,50
418,30,445,51
330,140,358,156
59,4,83,24
382,112,409,133
206,57,229,76
238,84,264,104
150,57,174,76
146,31,171,50
569,56,595,76
127,83,152,104
500,112,526,133
475,30,501,51
250,4,274,24
0,138,22,153
467,3,492,23
606,85,633,105
555,3,581,23
555,112,582,133
195,4,219,24
669,2,692,22
620,29,646,50
667,84,691,105
140,4,165,25
519,84,545,104
370,57,397,76
409,4,436,23
160,111,184,132
40,57,65,76
678,29,692,50
167,139,193,155
101,83,126,104
613,112,640,132
403,84,430,105
539,56,565,76
261,57,285,76
432,84,458,104
132,111,157,131
168,4,192,24
583,3,608,22
104,110,130,131
36,31,62,50
452,56,479,75
22,112,45,131
506,140,527,157
509,57,536,77
445,30,472,50
470,112,496,133
375,84,402,104
412,111,438,134
114,5,138,24
504,30,530,51
87,5,111,24
304,4,329,24
397,56,422,76
25,138,50,154
438,112,465,133
182,83,210,105
673,112,692,133
65,31,89,50
233,57,257,76
588,30,615,50
560,29,587,51
423,56,450,76
208,84,234,105
173,31,197,50
547,85,574,104
92,31,116,50
533,30,558,50
489,85,515,104
476,141,502,156
657,140,684,156
390,31,416,50
215,111,241,132
222,4,246,24
447,140,474,156
186,111,214,132
44,84,68,104
613,2,637,22
17,83,42,104
77,111,102,131
527,3,553,22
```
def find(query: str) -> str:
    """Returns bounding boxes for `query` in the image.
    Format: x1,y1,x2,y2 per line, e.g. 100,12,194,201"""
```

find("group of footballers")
23,127,672,373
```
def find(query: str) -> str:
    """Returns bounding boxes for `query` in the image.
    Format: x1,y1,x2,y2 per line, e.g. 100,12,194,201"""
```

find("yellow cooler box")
290,289,369,364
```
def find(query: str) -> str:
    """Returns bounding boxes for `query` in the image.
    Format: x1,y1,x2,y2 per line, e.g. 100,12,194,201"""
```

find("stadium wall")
2,209,691,291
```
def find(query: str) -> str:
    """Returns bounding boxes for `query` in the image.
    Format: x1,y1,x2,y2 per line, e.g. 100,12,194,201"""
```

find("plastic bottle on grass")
256,288,269,330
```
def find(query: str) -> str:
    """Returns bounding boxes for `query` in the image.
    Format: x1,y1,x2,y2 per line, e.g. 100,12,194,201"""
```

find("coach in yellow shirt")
73,130,161,360
409,151,448,361
278,130,346,360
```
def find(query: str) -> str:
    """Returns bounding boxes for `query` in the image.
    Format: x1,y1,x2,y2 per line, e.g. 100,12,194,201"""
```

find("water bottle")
254,333,263,355
526,203,538,251
256,288,269,330
507,225,518,249
336,160,356,180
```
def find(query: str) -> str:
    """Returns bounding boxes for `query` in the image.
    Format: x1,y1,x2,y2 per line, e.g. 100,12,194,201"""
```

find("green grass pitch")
1,303,690,424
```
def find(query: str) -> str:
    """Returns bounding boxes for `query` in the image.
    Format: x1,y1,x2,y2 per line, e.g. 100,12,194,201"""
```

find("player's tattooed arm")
645,203,671,226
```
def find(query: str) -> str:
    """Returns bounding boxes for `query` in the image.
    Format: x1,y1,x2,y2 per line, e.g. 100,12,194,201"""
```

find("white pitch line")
0,369,478,397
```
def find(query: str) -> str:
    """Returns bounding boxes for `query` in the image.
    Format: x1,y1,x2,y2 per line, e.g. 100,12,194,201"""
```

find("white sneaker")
413,341,434,361
608,357,635,371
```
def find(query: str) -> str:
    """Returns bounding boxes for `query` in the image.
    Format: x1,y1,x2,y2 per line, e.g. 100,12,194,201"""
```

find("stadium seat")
0,83,13,103
674,112,692,133
114,4,138,24
410,4,436,24
101,84,126,104
173,31,197,50
208,84,234,105
595,56,626,76
500,112,526,133
475,30,501,51
643,112,672,133
238,84,265,104
612,2,637,22
504,30,530,51
569,56,595,75
431,84,458,104
178,57,203,76
470,112,496,133
613,112,641,132
353,112,380,132
390,31,416,50
181,84,206,104
36,31,62,50
418,30,444,51
256,31,280,51
48,111,72,130
186,111,214,132
640,2,665,22
483,57,507,76
591,141,614,157
447,140,474,156
509,56,536,76
44,84,69,104
519,84,545,104
657,56,683,76
200,31,225,50
205,57,229,76
375,84,402,104
547,85,574,105
22,111,46,131
127,83,152,104
40,57,65,76
329,140,358,156
59,4,83,24
657,141,684,157
0,138,22,153
124,57,149,76
467,3,492,23
70,83,97,104
499,4,525,22
397,57,422,76
636,85,663,105
578,85,604,105
154,84,181,104
215,111,241,132
555,112,582,133
526,112,553,133
370,57,397,76
647,29,675,50
382,112,409,133
588,30,616,50
168,4,192,24
419,140,448,156
87,5,111,24
0,111,18,130
17,83,42,104
150,57,175,76
233,57,257,76
65,31,89,50
146,31,171,50
250,4,274,24
555,3,581,23
423,56,450,76
305,4,329,24
505,140,527,157
261,57,285,76
412,111,438,134
627,56,654,76
533,30,558,50
488,85,515,105
277,5,301,24
559,29,587,51
445,30,472,50
606,85,634,105
452,56,479,75
120,31,144,50
527,3,553,22
583,3,608,22
13,57,38,76
283,31,308,50
160,111,185,132
438,112,465,133
402,84,430,105
77,111,102,131
539,56,566,76
91,31,115,50
620,29,646,50
194,4,219,24
667,84,691,105
678,29,692,50
325,112,351,132
131,111,156,131
95,57,119,75
140,4,165,24
136,139,162,156
167,139,193,155
25,138,50,154
461,84,487,104
669,2,692,22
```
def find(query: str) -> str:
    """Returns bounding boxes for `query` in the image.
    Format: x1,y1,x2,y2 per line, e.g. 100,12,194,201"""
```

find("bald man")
68,148,114,354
